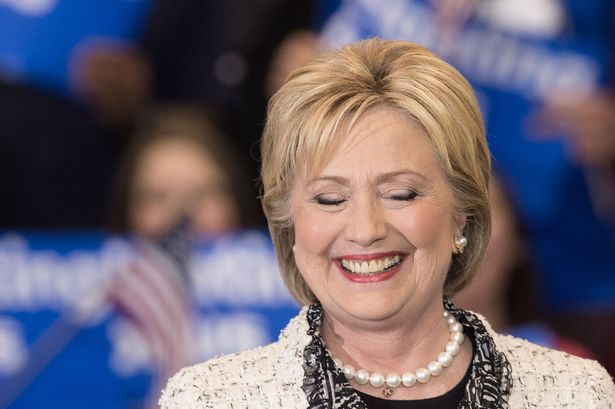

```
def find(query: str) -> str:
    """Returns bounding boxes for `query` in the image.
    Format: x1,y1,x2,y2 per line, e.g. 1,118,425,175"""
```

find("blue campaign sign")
0,0,152,96
190,232,299,360
0,231,299,409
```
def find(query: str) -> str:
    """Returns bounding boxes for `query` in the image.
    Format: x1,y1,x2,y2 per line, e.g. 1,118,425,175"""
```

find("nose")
344,196,387,247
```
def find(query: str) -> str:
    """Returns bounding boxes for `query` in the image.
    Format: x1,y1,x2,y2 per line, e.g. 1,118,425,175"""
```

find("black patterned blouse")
301,301,513,409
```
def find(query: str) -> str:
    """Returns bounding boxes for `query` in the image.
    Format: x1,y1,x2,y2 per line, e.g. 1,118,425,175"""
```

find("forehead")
302,107,441,181
135,137,224,182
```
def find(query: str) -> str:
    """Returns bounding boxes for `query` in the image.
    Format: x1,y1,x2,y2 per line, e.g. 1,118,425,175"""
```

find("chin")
325,290,411,324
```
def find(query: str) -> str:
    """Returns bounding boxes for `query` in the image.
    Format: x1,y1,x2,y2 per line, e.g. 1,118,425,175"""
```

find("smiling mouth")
340,255,402,276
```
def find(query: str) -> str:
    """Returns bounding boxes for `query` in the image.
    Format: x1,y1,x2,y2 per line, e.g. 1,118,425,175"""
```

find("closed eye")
386,191,418,201
314,195,346,206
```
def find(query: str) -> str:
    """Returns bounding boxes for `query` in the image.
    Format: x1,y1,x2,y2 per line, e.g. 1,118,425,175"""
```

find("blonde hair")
261,39,491,305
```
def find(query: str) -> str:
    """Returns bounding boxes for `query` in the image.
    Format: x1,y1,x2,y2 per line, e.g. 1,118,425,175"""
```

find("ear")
453,213,467,236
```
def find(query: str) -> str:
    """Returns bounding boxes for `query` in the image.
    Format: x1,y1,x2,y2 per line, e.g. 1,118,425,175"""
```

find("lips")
335,253,405,283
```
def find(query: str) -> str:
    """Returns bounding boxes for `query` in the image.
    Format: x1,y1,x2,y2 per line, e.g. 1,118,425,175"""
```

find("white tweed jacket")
160,308,615,408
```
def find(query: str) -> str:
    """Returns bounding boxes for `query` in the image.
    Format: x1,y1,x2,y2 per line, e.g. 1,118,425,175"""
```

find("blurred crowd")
0,0,316,230
1,0,615,405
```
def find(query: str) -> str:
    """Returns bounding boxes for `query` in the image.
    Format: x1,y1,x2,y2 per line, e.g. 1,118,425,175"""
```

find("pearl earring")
453,235,467,254
292,244,296,253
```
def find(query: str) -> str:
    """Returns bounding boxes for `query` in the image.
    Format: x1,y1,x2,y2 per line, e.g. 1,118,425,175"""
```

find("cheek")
292,204,336,252
397,204,455,288
291,207,340,287
396,203,455,249
130,201,174,239
193,195,239,234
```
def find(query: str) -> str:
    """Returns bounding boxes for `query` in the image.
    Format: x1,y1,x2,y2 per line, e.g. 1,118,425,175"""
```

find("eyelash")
315,196,346,206
314,190,418,206
387,191,418,201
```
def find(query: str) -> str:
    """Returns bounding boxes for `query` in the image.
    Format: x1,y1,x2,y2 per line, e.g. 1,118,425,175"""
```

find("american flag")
109,238,196,408
0,233,196,409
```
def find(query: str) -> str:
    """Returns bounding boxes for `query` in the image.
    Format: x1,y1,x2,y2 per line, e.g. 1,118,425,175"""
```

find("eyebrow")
306,175,349,186
307,170,427,186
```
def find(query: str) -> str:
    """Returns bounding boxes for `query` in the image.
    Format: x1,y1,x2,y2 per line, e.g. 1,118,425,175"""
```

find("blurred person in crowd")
0,0,311,228
109,104,259,242
161,38,614,409
113,0,313,225
265,0,340,97
453,175,595,359
530,91,615,226
268,0,615,375
0,0,153,228
107,105,259,404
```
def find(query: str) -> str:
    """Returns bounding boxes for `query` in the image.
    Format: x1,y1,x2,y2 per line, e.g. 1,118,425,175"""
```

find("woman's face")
129,137,239,240
291,107,463,327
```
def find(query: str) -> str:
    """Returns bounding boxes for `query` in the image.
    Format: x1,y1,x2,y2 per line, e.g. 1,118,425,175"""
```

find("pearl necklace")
331,311,465,398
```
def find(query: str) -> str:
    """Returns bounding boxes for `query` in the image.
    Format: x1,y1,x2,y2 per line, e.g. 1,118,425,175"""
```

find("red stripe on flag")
108,242,195,408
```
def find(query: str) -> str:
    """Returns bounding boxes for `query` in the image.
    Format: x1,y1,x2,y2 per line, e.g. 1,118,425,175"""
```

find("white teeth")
385,257,393,268
341,255,401,275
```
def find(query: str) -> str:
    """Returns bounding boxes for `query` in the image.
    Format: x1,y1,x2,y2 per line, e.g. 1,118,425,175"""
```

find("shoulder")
159,308,311,409
159,342,301,408
493,332,615,408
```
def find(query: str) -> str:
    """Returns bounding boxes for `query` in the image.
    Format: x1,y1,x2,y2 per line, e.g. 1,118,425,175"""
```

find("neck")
319,303,473,400
322,304,445,365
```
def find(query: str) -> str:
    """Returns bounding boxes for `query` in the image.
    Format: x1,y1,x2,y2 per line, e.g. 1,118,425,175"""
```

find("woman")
160,39,614,408
109,103,258,241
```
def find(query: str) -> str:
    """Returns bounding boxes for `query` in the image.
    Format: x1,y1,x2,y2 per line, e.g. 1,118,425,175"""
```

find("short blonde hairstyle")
261,39,491,305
